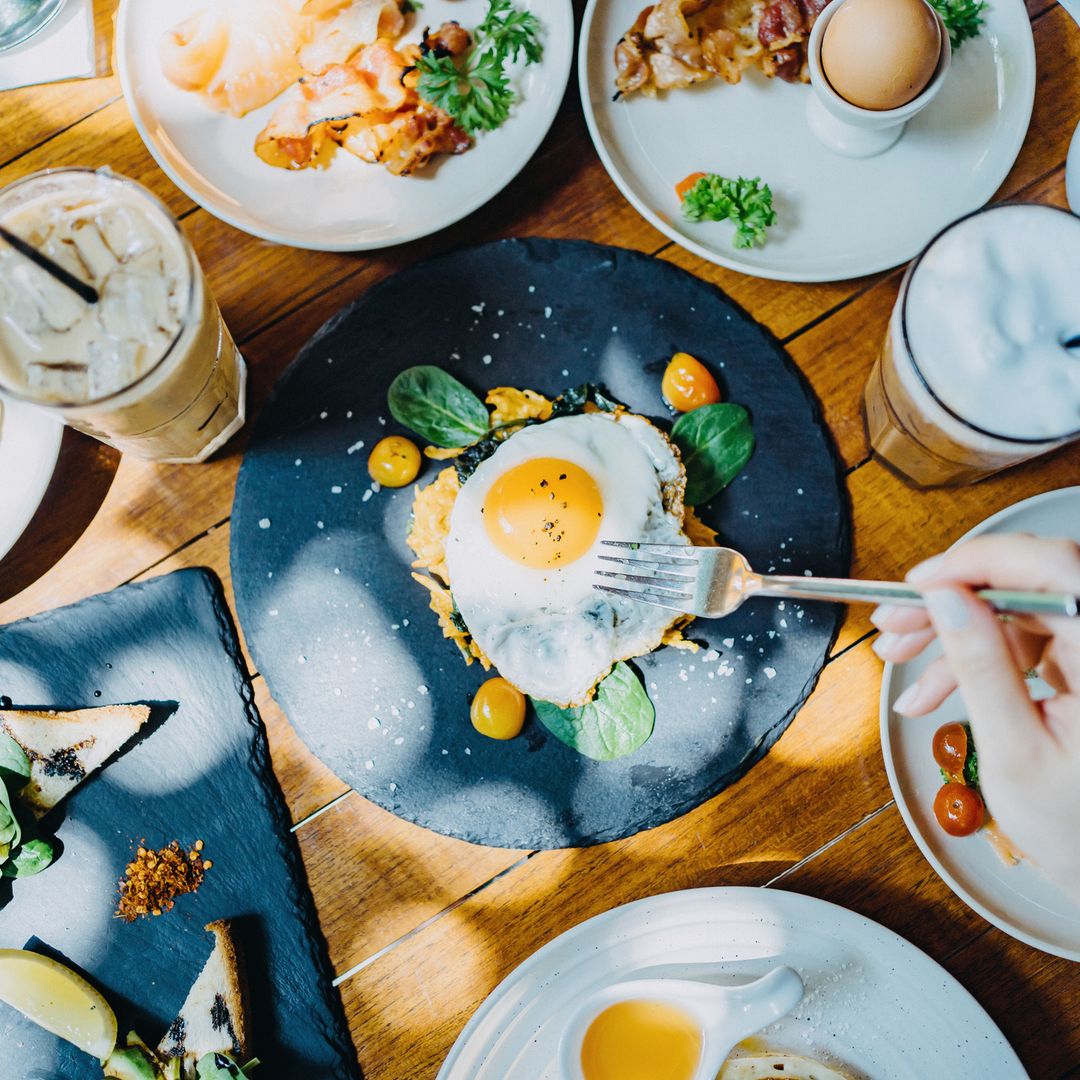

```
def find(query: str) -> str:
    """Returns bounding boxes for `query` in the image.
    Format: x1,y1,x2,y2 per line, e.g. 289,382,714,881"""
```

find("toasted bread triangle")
0,705,151,817
159,920,250,1072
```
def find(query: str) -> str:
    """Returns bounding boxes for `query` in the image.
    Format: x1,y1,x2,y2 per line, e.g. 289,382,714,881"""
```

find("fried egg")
444,412,690,707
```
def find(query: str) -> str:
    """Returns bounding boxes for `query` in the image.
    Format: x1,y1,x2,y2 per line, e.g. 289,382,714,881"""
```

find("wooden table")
2,2,1078,1075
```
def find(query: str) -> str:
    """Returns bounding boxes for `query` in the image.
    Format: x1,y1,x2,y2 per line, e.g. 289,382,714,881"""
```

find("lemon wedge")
0,949,117,1062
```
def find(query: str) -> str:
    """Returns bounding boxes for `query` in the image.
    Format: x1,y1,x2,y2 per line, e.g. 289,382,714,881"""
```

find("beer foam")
905,204,1080,441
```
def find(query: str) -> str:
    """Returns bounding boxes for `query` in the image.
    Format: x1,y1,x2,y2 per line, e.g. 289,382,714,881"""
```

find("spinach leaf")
672,403,755,505
455,433,503,482
962,723,979,788
0,779,21,850
388,366,489,448
2,836,55,878
0,732,30,792
548,384,621,420
196,1054,244,1079
532,663,655,761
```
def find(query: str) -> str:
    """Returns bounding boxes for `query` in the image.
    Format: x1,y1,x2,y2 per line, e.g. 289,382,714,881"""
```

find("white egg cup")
806,0,952,159
558,967,805,1080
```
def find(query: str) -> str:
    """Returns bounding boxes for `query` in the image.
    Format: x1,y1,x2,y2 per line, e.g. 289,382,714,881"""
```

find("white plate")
881,485,1080,961
116,0,574,251
0,397,62,563
579,0,1036,282
438,887,1024,1079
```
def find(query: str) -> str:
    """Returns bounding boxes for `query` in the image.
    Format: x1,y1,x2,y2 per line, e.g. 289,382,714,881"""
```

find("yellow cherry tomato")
470,677,526,741
661,352,722,413
368,435,421,488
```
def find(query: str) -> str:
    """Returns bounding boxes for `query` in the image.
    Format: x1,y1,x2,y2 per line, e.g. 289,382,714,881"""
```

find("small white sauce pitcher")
559,966,805,1080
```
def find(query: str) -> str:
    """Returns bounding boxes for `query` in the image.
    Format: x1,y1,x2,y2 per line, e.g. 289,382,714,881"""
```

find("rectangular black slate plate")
0,569,360,1080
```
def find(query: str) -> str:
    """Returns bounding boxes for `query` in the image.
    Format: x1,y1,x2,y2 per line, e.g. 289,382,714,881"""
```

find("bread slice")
0,705,151,817
158,920,250,1072
720,1053,852,1079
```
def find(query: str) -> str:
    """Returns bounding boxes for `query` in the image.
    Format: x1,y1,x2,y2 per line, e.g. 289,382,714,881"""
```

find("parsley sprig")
680,174,778,250
926,0,987,48
416,0,543,134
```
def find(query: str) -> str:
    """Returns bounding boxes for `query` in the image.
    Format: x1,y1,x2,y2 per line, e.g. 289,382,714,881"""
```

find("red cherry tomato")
934,782,985,837
661,352,722,413
675,172,707,200
932,722,968,781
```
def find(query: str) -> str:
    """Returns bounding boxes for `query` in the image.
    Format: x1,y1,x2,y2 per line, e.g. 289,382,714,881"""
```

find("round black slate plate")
231,239,850,849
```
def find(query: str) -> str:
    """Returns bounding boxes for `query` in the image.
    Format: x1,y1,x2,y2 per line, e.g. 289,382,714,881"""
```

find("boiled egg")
821,0,941,111
444,412,690,707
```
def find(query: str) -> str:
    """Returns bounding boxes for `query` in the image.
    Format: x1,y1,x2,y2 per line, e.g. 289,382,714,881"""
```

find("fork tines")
592,541,697,613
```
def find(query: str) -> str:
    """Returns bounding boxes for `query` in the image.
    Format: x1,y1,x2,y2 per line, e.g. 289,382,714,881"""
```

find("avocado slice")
103,1046,158,1080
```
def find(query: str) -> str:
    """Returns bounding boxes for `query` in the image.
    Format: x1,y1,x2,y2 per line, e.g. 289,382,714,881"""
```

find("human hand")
871,534,1080,899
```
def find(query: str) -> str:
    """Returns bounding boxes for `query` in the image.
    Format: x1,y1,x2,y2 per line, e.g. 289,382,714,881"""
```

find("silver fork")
594,542,1080,619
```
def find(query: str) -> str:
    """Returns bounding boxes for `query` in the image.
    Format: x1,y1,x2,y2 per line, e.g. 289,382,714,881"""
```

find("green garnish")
926,0,986,48
672,403,756,505
532,663,656,761
388,365,489,448
680,174,777,250
962,723,979,787
416,0,543,135
0,732,55,879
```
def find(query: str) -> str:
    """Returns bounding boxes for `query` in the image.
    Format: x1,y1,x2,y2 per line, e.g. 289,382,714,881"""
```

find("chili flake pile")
116,839,212,921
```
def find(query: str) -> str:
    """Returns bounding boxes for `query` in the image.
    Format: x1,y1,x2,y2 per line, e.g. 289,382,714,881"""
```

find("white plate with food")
0,396,62,564
437,886,1024,1078
116,0,574,251
881,485,1080,961
579,0,1035,281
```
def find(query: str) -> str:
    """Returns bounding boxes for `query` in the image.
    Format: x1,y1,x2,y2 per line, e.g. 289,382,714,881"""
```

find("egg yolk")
482,458,603,569
368,436,421,488
581,1000,703,1080
661,352,721,412
470,677,526,740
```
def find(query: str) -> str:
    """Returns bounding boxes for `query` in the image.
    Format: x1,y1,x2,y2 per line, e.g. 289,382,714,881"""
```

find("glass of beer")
864,202,1080,488
0,168,246,463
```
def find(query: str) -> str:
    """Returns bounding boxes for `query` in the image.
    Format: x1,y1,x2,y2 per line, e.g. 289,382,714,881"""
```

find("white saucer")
579,0,1035,282
0,396,62,563
438,887,1024,1078
881,485,1080,961
116,0,573,251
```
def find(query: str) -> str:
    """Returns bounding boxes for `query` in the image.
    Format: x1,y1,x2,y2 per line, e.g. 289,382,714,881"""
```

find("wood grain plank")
0,98,195,218
333,638,897,1079
0,1,120,161
775,805,1080,1076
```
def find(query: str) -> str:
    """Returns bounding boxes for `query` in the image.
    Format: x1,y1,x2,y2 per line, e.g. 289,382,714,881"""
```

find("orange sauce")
580,999,702,1080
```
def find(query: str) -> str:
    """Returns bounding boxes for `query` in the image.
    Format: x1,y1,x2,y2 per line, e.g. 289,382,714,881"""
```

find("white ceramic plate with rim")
0,397,62,563
579,0,1036,282
437,886,1024,1079
881,485,1080,961
115,0,574,251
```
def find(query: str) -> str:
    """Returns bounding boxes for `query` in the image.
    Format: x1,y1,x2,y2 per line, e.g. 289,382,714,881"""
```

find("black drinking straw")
0,223,99,304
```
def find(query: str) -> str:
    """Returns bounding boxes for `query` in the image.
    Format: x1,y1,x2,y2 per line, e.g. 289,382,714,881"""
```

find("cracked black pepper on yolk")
482,457,604,569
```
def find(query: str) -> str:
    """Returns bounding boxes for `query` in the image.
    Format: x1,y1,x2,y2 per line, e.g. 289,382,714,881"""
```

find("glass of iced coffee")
864,202,1080,487
0,168,246,463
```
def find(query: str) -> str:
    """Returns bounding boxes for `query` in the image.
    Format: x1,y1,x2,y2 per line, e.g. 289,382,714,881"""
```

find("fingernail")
907,555,945,582
925,589,970,632
893,683,925,715
870,604,897,628
872,632,901,659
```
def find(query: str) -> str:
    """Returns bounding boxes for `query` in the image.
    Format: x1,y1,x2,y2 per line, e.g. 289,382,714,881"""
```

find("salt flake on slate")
544,306,552,318
765,667,777,679
258,518,271,529
347,440,365,454
331,485,343,494
471,302,485,314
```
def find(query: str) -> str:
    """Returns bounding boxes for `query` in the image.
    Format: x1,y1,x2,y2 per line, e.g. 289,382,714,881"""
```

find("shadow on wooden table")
0,428,119,604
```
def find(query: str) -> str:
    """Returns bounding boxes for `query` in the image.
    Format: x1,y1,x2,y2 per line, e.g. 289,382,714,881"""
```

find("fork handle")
753,576,1080,617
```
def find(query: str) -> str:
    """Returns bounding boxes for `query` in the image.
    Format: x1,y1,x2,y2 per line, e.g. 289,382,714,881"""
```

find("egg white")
444,412,690,707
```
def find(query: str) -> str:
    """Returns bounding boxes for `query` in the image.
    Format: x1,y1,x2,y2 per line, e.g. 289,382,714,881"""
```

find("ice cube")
69,218,118,283
99,268,171,342
2,259,85,334
87,337,142,400
98,205,158,264
27,362,89,404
